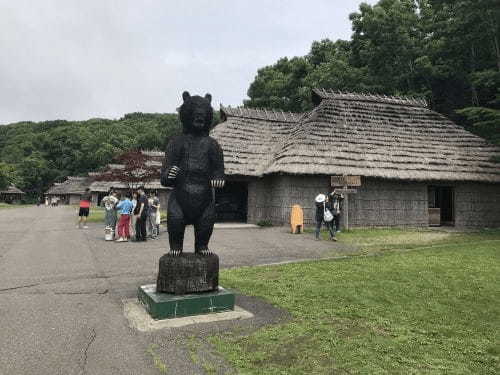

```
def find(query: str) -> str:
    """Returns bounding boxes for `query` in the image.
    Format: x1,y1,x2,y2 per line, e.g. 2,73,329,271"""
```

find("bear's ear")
204,93,212,104
182,91,191,102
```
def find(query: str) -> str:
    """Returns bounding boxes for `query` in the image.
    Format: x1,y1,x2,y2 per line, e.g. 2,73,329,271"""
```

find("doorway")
428,186,455,226
215,181,248,222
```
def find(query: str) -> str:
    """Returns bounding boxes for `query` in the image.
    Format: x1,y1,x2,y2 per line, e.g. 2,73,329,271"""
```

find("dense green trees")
245,0,500,145
0,113,180,198
0,162,17,191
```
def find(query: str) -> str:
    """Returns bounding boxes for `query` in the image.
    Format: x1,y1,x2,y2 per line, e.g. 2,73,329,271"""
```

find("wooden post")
331,176,361,232
335,187,357,232
344,185,349,231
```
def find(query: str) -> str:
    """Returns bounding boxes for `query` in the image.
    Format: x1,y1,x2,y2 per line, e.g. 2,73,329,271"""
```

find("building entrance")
428,186,455,226
215,181,248,222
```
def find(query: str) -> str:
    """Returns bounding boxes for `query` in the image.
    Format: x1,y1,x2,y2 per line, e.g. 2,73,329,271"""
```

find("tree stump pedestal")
156,253,219,295
138,253,234,320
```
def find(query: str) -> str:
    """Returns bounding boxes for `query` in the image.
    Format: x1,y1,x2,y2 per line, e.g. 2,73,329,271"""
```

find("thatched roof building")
211,89,500,228
0,184,26,203
45,176,91,204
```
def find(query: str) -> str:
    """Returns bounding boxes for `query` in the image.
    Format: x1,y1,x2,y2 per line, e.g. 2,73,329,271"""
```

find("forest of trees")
0,113,181,196
1,0,498,198
245,0,499,146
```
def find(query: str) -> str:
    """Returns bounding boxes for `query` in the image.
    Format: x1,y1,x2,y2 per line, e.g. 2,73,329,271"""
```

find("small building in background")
211,89,500,228
89,180,170,209
45,176,90,205
0,185,26,204
88,150,171,208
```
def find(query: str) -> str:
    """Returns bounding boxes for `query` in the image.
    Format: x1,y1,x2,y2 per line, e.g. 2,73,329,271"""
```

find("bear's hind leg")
194,201,216,255
167,196,186,256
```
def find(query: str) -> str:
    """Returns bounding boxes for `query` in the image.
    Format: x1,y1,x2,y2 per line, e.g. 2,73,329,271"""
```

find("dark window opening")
215,181,248,222
428,186,454,226
96,192,107,206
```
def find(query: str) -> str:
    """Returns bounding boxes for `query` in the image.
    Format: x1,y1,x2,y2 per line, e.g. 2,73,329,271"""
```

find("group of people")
42,196,60,206
76,187,161,243
315,188,344,241
101,187,161,242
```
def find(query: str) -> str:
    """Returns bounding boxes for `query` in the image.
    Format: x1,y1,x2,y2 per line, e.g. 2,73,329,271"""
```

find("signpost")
330,175,361,231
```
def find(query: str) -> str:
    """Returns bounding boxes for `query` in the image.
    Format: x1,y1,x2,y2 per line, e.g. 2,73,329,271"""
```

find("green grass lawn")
213,230,500,374
0,203,31,209
85,206,105,223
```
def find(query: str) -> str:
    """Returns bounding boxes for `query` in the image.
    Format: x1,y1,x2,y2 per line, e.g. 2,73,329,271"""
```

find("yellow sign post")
290,204,304,234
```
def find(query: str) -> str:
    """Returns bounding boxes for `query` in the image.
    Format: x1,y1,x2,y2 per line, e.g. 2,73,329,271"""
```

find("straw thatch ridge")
312,88,428,108
212,90,500,183
221,105,301,123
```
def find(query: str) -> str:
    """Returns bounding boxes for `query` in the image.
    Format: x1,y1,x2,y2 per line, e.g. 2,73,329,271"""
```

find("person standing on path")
134,188,149,242
129,192,138,237
101,190,118,233
115,193,133,242
314,193,336,241
147,192,159,238
155,199,161,237
329,189,344,233
77,188,92,229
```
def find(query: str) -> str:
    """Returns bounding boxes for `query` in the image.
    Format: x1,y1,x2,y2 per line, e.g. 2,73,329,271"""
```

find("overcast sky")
1,0,376,124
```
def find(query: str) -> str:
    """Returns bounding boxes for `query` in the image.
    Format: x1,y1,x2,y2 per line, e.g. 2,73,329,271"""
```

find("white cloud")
0,0,377,123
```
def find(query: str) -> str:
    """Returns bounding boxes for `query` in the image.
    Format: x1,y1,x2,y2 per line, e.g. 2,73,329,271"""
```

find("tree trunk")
494,34,500,72
470,44,479,106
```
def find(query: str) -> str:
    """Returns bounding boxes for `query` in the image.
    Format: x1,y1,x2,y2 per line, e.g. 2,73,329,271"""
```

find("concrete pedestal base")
138,284,235,320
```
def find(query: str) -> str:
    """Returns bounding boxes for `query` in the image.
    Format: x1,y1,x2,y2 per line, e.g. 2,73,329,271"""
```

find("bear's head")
179,91,213,136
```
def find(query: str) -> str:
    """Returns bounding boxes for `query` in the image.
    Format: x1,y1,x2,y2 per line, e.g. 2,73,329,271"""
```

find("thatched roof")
212,90,500,183
213,106,302,176
0,184,25,195
46,176,90,195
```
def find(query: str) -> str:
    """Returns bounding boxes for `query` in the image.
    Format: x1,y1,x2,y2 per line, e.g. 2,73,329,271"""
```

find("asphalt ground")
0,205,349,374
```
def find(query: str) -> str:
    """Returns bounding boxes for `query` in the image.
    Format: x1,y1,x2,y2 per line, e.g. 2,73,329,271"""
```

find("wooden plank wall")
455,183,500,228
246,176,500,228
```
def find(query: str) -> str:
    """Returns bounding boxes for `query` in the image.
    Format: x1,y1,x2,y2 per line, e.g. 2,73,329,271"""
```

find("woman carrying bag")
314,194,337,241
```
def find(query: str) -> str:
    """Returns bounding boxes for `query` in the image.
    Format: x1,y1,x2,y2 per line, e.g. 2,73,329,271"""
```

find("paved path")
0,206,346,375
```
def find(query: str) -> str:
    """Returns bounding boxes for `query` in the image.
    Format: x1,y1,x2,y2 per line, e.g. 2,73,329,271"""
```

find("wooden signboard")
331,175,361,188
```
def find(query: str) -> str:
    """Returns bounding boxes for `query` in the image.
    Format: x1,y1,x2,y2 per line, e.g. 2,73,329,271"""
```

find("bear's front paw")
211,179,225,189
167,166,180,180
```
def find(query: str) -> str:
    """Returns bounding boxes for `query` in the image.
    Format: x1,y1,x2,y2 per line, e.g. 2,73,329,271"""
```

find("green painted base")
138,284,235,320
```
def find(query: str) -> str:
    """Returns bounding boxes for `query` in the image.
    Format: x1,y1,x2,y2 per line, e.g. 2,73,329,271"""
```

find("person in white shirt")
101,190,119,230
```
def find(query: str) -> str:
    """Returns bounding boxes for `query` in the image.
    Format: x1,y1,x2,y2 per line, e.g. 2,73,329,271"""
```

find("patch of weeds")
256,220,273,227
185,336,222,374
146,344,168,373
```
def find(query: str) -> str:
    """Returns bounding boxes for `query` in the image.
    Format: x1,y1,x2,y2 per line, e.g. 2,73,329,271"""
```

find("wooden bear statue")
160,91,225,256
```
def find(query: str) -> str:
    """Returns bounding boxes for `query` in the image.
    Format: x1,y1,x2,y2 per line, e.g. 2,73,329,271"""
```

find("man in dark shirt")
328,189,344,233
134,187,149,241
